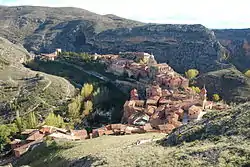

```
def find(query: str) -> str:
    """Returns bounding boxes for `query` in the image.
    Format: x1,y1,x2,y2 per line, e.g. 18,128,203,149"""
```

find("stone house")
188,105,203,120
149,63,173,78
107,58,133,76
146,85,162,98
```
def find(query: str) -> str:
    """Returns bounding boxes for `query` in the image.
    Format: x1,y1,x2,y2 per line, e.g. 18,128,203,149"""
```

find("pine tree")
83,100,93,116
27,112,38,129
67,95,82,120
45,112,65,128
81,83,94,99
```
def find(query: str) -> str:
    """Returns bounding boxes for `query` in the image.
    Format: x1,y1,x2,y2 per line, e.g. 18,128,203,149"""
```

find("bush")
191,86,201,93
244,70,250,77
213,94,220,102
185,69,199,79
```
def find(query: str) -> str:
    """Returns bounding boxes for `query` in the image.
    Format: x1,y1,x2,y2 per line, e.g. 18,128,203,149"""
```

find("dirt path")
42,79,51,91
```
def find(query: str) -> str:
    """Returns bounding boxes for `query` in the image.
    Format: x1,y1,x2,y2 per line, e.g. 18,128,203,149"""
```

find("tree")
26,112,38,129
244,70,250,78
45,112,65,128
0,124,18,151
67,95,82,120
213,94,220,102
81,83,94,99
15,110,25,132
83,100,93,116
191,86,201,94
185,69,199,79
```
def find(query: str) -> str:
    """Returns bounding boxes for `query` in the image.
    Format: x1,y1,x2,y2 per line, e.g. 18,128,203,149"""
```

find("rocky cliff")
214,29,250,72
0,6,232,73
195,67,250,103
93,24,231,73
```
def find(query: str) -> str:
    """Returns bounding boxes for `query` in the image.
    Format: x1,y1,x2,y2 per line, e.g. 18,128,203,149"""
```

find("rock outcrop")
214,29,250,72
195,67,250,103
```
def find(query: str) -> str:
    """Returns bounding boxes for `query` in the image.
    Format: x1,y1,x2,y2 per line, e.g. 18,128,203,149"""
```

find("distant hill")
0,37,76,123
0,6,144,53
0,6,231,73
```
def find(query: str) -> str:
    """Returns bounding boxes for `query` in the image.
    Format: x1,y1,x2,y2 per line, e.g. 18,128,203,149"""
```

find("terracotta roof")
26,131,45,141
21,129,38,135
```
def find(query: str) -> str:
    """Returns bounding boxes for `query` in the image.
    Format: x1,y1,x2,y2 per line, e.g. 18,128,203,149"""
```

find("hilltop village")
7,51,229,159
94,52,229,131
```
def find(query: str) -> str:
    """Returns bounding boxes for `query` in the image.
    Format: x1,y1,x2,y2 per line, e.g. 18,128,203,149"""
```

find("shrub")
213,94,220,102
191,86,201,94
45,112,65,128
185,69,199,79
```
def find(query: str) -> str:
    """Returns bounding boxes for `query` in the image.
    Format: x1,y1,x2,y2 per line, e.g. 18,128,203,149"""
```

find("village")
8,50,230,159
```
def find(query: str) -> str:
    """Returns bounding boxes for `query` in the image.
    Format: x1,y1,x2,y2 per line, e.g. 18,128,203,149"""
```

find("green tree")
26,112,38,129
213,94,220,102
0,124,18,151
81,83,94,99
83,100,93,116
67,95,82,120
191,86,201,93
15,110,25,132
45,112,65,128
185,69,199,79
244,70,250,77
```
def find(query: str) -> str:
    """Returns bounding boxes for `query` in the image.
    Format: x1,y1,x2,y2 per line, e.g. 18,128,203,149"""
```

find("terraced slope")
0,37,76,123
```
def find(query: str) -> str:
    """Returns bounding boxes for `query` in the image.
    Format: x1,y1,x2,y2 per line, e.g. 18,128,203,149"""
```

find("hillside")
195,67,250,103
0,37,76,123
0,6,233,73
214,29,250,72
14,103,250,167
0,6,144,53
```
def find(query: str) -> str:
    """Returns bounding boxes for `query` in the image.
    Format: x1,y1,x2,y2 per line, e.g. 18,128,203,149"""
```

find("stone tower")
200,85,207,110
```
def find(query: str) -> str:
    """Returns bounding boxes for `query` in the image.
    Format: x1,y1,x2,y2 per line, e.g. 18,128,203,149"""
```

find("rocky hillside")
93,24,231,73
214,29,250,72
0,6,144,53
194,67,250,103
0,6,232,73
0,37,76,123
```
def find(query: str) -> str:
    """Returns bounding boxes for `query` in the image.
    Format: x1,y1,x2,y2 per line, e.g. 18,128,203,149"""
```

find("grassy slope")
15,103,250,167
0,37,76,123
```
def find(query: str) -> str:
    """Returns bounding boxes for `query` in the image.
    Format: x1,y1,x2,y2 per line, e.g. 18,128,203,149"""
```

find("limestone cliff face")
214,29,250,72
93,24,230,73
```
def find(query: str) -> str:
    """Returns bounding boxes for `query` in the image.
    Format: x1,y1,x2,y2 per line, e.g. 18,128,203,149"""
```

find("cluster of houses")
93,51,229,133
10,125,88,158
9,51,230,159
9,123,164,158
39,48,62,61
95,52,189,89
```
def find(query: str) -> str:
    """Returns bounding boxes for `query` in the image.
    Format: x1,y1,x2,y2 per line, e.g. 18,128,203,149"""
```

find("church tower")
200,85,207,110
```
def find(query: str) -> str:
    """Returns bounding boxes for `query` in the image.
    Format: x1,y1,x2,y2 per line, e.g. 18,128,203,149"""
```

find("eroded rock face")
93,24,228,73
214,29,250,72
195,67,250,103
